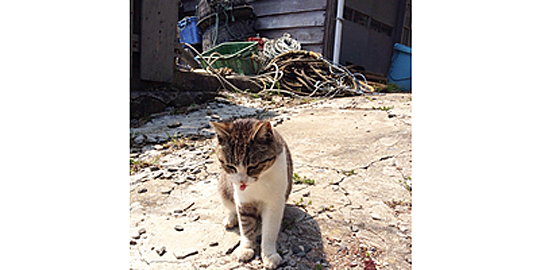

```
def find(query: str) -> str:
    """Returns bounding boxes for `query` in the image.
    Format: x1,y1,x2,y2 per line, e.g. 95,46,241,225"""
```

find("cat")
210,118,293,269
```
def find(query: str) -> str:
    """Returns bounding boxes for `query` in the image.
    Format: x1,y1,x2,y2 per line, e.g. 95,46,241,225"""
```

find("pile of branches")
255,50,374,97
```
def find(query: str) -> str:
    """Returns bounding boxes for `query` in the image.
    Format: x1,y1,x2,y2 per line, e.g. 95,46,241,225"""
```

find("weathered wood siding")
140,0,177,82
247,0,328,54
181,0,331,54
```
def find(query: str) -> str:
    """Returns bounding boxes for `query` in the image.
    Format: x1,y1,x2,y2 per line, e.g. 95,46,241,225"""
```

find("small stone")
296,251,306,257
167,167,178,172
209,242,219,247
150,166,160,171
225,240,240,255
337,243,348,253
138,228,146,235
370,213,382,221
134,135,145,145
303,244,312,253
174,179,187,185
131,230,140,239
351,225,360,232
167,121,182,128
191,168,201,174
161,187,174,194
137,187,147,193
154,144,164,150
174,250,198,259
291,245,302,254
155,246,166,256
174,225,184,232
317,205,327,214
186,175,196,181
153,171,164,179
302,191,310,197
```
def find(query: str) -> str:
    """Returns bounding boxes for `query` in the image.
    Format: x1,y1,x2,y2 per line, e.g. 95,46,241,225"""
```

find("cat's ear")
210,121,231,143
252,121,273,142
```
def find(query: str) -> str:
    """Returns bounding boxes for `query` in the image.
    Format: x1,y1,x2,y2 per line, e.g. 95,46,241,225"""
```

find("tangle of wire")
181,43,372,98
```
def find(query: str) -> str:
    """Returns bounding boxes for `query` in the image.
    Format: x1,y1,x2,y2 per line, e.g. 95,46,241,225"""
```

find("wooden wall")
247,0,329,54
182,0,331,55
139,0,177,83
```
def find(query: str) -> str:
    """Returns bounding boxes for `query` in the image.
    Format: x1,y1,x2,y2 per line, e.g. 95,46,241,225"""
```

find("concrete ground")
129,92,412,269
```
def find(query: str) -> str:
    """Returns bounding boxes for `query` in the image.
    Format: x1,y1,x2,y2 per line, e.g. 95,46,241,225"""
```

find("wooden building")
130,0,411,85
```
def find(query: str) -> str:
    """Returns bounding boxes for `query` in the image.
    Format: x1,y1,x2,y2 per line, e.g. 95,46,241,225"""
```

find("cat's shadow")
227,204,328,269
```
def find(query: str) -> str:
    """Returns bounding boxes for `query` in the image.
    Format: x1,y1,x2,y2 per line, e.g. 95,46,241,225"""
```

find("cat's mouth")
239,183,247,191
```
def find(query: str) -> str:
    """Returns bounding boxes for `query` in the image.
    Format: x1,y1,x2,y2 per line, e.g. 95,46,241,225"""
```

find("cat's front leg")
233,203,258,262
260,202,285,269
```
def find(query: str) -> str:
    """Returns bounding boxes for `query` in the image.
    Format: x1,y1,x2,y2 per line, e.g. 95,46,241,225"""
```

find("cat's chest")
235,149,288,204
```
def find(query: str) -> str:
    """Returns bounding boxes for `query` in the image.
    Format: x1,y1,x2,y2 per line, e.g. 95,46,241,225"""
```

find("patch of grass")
293,173,315,185
293,197,312,207
386,83,401,93
342,169,356,176
130,155,162,174
164,131,186,148
372,105,394,111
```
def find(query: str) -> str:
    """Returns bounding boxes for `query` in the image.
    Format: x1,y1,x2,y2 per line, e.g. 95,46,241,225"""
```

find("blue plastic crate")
387,43,412,91
178,16,201,45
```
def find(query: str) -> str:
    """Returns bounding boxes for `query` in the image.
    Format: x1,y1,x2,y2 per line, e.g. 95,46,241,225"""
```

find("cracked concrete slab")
130,93,412,269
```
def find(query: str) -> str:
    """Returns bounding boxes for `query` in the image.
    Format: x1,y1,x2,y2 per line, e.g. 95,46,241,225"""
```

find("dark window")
370,19,381,32
381,23,393,36
353,10,369,26
369,19,393,37
344,6,354,21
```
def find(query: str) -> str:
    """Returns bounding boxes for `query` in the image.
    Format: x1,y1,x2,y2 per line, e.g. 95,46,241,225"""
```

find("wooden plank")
302,44,323,54
140,0,177,82
258,27,325,45
249,0,326,17
254,10,326,30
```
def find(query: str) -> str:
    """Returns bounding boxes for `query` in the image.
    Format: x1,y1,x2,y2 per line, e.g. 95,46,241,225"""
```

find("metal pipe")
332,0,345,64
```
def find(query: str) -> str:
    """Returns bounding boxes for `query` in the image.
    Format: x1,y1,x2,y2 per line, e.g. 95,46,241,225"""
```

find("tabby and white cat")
210,118,293,269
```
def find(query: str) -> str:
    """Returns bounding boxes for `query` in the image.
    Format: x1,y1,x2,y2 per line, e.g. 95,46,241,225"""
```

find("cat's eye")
225,165,237,173
247,164,260,175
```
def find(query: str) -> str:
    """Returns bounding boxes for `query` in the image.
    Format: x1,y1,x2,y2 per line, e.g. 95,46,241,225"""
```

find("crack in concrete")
359,149,412,170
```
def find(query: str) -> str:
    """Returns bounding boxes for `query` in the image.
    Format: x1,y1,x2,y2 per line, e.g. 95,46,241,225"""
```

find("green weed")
293,173,315,185
373,105,394,111
342,169,356,176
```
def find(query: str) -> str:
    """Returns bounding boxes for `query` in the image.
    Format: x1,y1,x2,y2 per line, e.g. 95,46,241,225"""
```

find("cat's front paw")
223,213,238,229
262,252,282,269
233,247,255,262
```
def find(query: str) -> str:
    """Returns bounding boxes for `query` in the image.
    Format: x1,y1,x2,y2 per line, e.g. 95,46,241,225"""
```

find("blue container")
387,43,412,91
178,16,201,45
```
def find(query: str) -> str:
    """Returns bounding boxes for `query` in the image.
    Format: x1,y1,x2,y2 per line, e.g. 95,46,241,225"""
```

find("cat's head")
210,118,279,191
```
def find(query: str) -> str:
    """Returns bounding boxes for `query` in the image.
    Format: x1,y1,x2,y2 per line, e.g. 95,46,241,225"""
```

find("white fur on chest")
234,147,288,207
